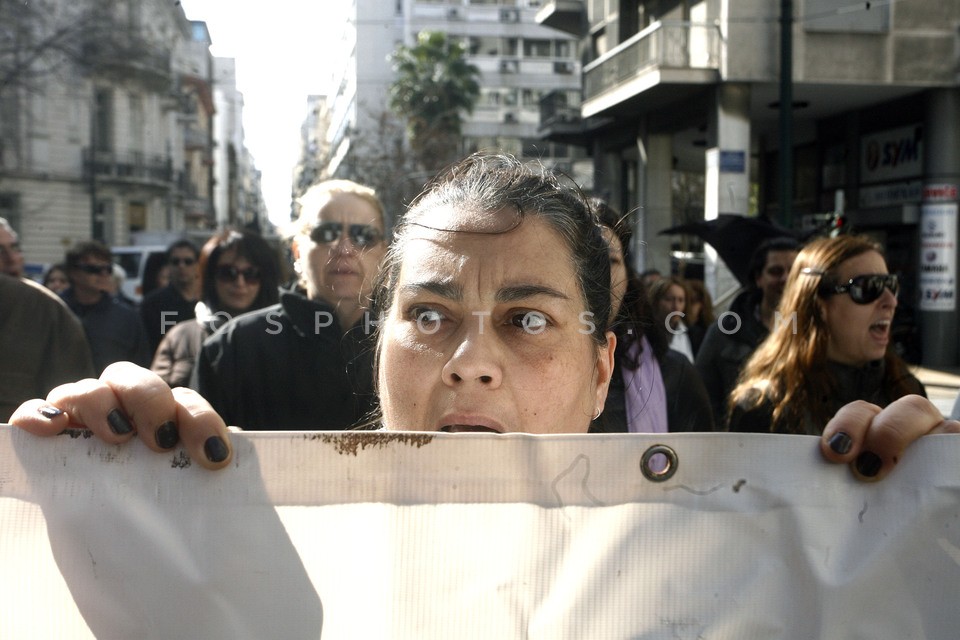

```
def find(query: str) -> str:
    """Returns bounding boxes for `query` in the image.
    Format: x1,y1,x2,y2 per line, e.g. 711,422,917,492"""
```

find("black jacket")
592,349,715,433
728,359,926,434
191,291,377,430
140,285,197,354
694,289,768,427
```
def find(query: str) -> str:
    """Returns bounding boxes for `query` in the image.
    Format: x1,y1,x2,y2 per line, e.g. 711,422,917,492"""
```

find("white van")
111,245,168,303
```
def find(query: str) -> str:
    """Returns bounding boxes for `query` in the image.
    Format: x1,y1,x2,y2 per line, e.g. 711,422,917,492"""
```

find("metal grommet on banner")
640,444,678,482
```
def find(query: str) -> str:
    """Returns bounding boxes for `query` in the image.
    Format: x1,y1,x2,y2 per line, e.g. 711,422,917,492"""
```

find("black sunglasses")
215,265,261,283
804,269,899,304
76,263,113,276
309,222,383,248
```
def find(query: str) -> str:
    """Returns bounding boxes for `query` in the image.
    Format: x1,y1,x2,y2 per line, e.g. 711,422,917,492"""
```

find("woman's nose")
441,325,503,388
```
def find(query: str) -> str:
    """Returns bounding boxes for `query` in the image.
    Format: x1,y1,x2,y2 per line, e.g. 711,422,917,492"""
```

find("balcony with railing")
83,149,174,186
582,21,721,117
537,89,589,144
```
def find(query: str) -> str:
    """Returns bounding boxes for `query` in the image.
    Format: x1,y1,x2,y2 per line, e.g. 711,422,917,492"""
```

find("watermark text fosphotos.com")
159,309,798,337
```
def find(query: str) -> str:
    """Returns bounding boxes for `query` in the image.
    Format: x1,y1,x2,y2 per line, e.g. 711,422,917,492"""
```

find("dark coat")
61,288,152,375
728,359,926,434
694,289,768,427
191,291,377,431
592,349,716,433
140,285,197,354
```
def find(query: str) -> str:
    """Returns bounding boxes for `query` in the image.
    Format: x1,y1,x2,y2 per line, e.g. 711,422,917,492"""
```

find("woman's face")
657,284,686,328
378,210,615,434
44,269,69,294
602,227,628,319
214,249,261,315
822,250,897,367
296,192,387,309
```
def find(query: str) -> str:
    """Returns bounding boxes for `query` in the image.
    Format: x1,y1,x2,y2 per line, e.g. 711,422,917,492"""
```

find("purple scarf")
622,337,669,433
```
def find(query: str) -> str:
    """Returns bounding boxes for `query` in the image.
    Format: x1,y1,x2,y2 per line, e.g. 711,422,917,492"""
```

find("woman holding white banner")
729,234,928,475
9,153,958,481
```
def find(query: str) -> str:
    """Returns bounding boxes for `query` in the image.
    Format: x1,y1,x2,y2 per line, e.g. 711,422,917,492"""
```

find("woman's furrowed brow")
496,284,570,303
399,281,463,301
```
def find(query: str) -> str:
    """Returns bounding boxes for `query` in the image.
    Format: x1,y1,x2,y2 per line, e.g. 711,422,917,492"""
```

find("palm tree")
388,31,481,174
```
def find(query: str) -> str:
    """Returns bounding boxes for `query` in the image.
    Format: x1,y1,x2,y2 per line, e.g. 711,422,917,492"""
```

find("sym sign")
860,124,923,185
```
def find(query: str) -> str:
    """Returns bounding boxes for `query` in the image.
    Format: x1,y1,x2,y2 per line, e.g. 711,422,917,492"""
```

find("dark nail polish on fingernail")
828,431,853,455
155,421,179,449
204,436,229,463
106,409,134,435
38,406,63,419
855,451,882,477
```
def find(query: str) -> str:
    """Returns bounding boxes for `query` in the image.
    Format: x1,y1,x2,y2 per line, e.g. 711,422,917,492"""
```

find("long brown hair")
730,234,914,433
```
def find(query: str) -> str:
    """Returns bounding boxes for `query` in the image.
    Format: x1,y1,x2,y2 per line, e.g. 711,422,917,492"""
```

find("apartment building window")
93,88,113,153
523,39,552,58
129,95,144,155
128,202,147,233
521,89,543,107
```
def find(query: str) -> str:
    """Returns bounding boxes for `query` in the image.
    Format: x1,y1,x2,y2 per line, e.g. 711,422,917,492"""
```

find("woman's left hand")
820,395,960,481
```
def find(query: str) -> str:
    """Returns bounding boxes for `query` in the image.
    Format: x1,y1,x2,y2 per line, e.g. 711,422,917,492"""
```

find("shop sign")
860,124,923,185
718,150,745,174
923,184,959,202
858,180,921,209
919,202,957,311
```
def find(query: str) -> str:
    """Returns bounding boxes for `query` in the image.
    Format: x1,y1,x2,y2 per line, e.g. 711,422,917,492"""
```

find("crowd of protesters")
0,153,953,445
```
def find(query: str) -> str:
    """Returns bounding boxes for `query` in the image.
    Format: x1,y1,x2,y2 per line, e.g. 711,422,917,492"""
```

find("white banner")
1,426,959,639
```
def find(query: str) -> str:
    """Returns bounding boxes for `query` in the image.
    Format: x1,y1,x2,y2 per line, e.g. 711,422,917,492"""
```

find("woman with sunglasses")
728,235,924,451
150,230,279,388
187,179,388,431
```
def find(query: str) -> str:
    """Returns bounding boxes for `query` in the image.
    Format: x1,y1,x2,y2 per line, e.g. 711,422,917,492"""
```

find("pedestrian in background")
695,236,801,427
648,276,698,362
190,179,388,430
0,217,25,278
728,235,924,461
140,239,201,354
152,230,280,388
61,241,151,375
592,200,714,433
685,278,714,352
42,263,70,295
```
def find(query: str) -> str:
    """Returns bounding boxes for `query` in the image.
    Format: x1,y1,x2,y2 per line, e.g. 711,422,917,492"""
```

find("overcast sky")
179,0,346,228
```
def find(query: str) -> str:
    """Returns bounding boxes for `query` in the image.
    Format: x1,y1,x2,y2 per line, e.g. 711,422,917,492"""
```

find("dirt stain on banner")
304,431,435,456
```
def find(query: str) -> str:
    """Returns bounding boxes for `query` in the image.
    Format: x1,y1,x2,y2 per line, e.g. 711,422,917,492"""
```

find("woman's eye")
410,307,446,333
510,311,548,333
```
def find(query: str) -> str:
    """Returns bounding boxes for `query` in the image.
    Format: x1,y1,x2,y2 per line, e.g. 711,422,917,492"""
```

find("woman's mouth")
439,424,503,434
869,319,891,341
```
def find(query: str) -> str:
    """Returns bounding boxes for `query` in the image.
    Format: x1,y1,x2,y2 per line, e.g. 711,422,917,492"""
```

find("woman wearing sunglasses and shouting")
728,235,923,460
150,230,280,388
186,180,389,432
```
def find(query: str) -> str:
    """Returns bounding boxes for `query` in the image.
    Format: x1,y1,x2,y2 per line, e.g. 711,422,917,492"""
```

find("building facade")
0,0,268,270
537,0,960,365
298,0,584,222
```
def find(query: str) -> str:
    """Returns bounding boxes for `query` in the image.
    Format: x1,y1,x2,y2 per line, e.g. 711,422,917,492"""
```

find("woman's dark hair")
42,263,68,287
198,229,280,313
592,198,668,365
373,152,611,346
141,252,170,297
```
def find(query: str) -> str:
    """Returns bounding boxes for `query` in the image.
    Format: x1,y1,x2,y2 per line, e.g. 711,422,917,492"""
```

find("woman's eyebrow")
496,284,570,303
399,281,463,301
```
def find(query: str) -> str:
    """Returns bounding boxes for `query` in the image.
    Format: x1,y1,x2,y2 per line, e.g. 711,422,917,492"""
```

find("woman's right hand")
9,361,233,470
